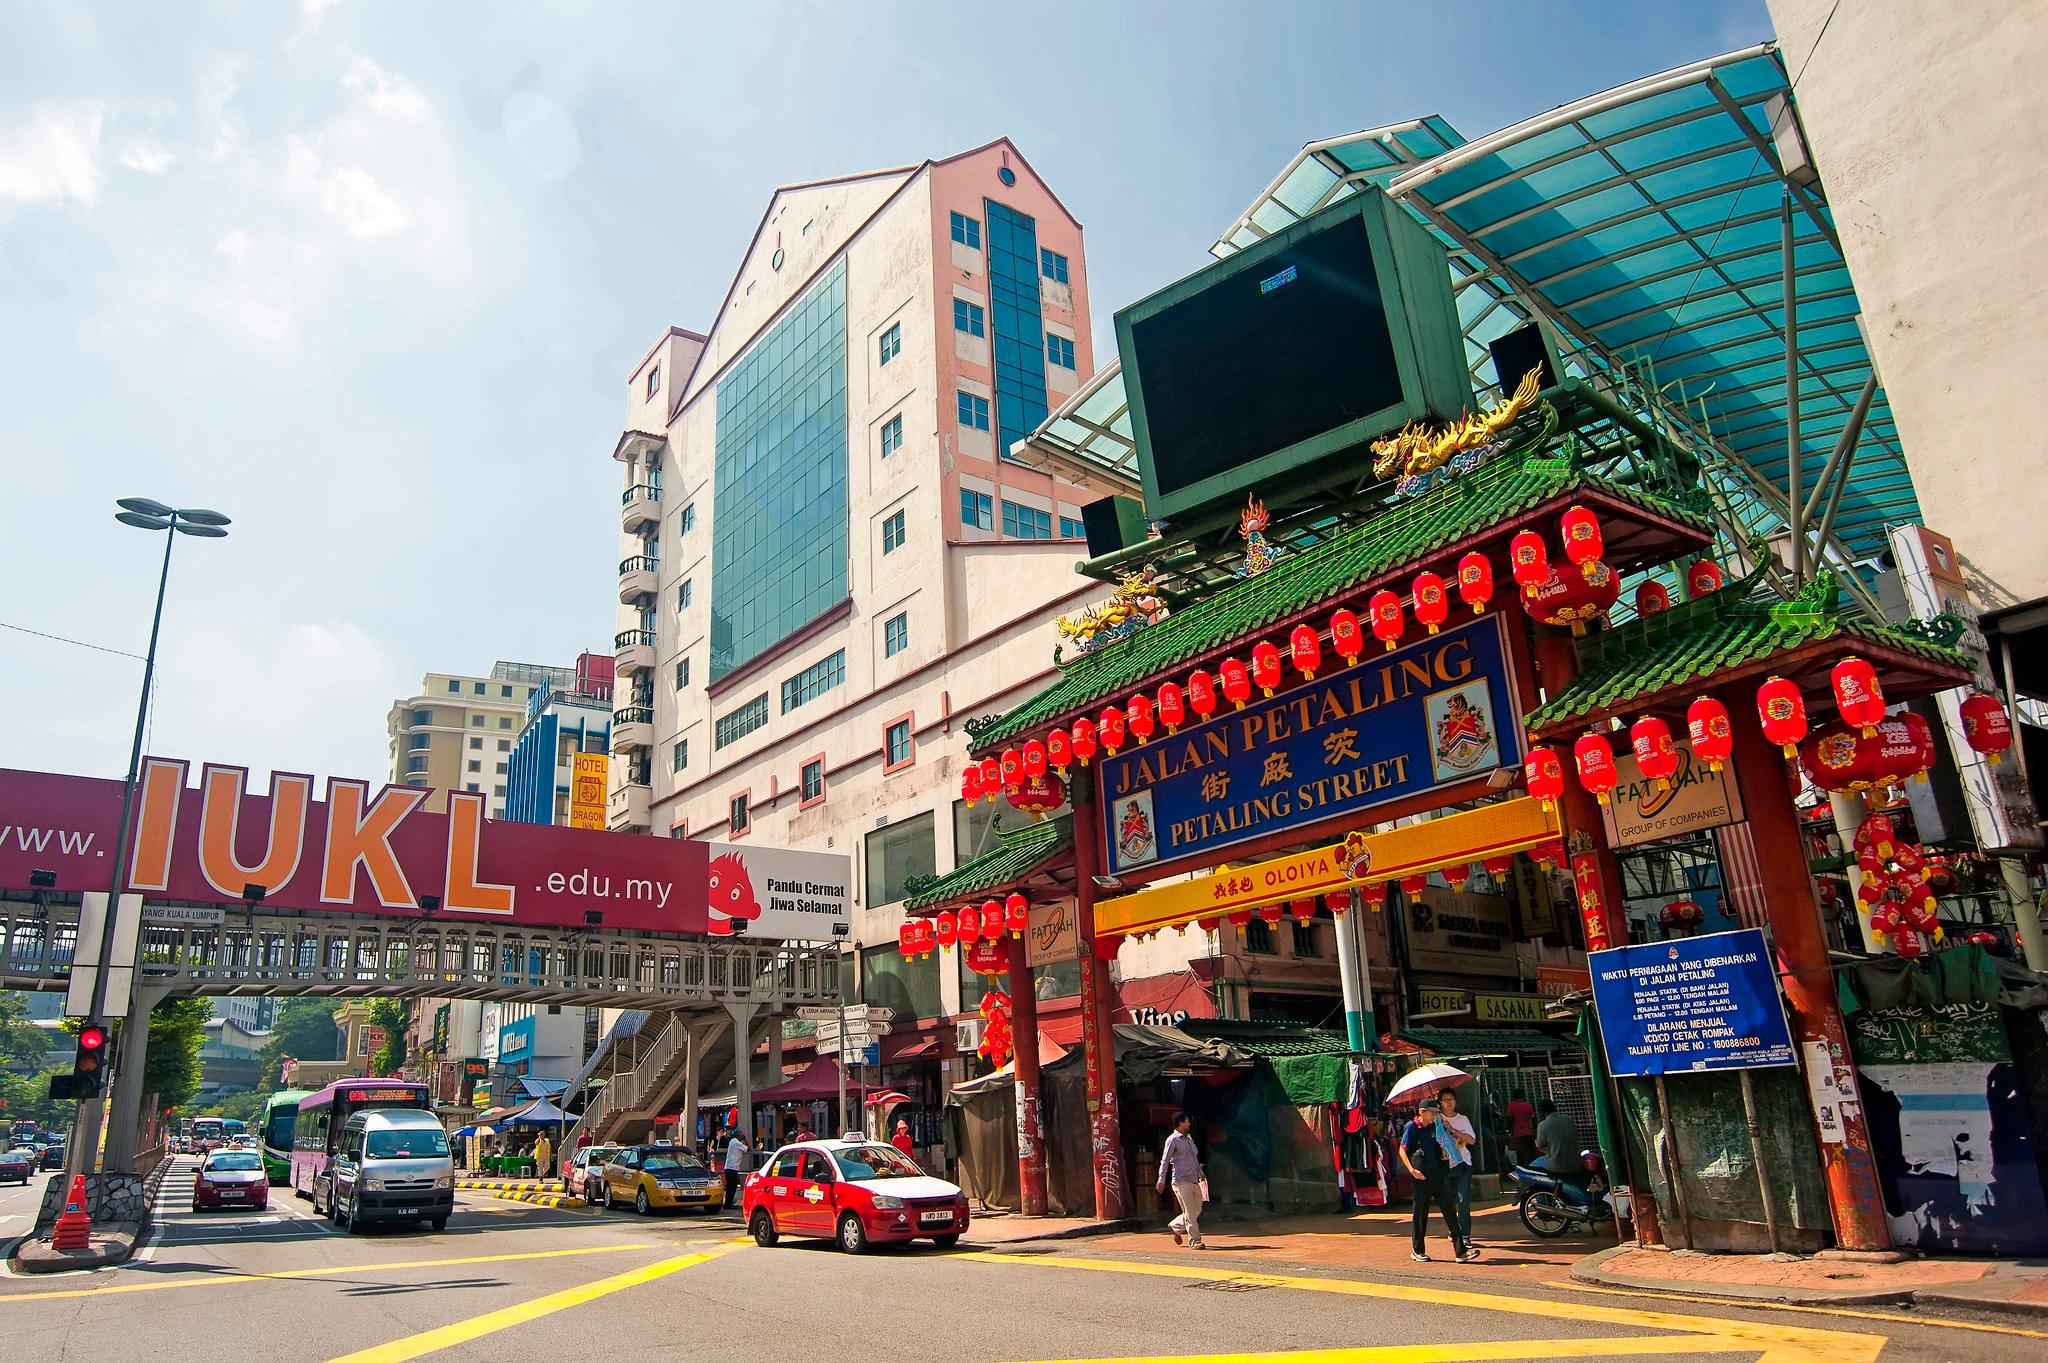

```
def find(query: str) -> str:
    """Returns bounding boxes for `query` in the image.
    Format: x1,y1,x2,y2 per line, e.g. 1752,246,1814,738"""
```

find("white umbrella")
1385,1063,1473,1108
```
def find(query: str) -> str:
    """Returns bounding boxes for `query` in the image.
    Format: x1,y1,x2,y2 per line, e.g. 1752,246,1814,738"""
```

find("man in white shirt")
1436,1088,1479,1256
722,1127,749,1208
1155,1112,1206,1249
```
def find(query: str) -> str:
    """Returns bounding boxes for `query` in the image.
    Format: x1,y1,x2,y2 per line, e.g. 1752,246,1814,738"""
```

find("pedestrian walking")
533,1132,553,1180
1156,1111,1207,1249
1505,1093,1537,1168
1399,1100,1474,1263
1436,1089,1477,1248
722,1125,750,1207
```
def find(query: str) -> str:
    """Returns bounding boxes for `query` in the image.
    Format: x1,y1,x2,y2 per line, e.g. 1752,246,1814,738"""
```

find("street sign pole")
835,992,847,1135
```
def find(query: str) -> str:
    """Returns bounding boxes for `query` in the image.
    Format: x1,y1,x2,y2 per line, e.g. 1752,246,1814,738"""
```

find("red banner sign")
0,760,711,935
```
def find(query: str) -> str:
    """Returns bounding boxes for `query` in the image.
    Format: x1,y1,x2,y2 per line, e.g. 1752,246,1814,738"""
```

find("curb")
456,1183,585,1209
1567,1244,2048,1315
988,1217,1140,1244
10,1222,140,1275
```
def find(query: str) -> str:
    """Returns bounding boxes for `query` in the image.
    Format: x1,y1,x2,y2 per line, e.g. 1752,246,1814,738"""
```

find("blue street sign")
1590,927,1797,1076
854,1043,880,1068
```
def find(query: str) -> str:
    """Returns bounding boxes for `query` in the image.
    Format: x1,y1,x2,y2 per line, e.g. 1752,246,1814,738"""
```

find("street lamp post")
68,499,229,1180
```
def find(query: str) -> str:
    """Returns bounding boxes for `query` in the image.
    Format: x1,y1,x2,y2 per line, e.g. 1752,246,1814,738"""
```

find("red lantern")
1510,530,1550,598
1853,812,1898,862
1099,705,1126,754
1631,715,1680,790
1960,692,2015,764
962,765,984,807
934,910,958,947
1412,571,1449,635
1220,658,1251,710
1399,874,1428,896
1358,882,1389,910
1046,728,1073,774
1482,854,1513,880
1658,899,1704,932
1251,641,1282,696
1069,718,1097,765
1523,562,1620,636
1559,505,1604,579
910,919,935,959
1634,581,1671,617
1892,931,1926,961
1289,899,1316,925
1686,559,1724,596
1574,730,1619,805
1227,908,1251,934
1008,772,1066,814
1126,693,1156,745
981,909,1003,942
898,923,915,959
1259,902,1284,928
1187,670,1218,720
1457,552,1493,615
957,902,981,941
1797,714,1936,794
1524,745,1565,811
1000,746,1023,790
1156,682,1186,734
1330,609,1364,663
1756,676,1808,759
1686,697,1733,772
1290,624,1322,680
1022,739,1048,780
1006,892,1029,937
978,756,1001,792
1830,656,1886,737
1892,842,1927,878
1197,915,1221,934
1531,841,1566,869
1369,589,1404,651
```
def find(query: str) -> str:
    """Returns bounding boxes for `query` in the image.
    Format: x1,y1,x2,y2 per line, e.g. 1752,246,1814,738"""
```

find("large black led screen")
1130,213,1403,499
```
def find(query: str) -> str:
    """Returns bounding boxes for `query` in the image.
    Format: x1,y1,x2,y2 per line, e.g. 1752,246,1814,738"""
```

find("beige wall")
1768,2,2048,609
385,671,538,816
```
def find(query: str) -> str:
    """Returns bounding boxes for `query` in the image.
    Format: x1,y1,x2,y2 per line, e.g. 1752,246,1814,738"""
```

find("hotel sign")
569,752,608,830
1099,615,1523,874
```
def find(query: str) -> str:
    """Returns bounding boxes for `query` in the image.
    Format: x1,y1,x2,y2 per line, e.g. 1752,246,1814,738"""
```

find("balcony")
614,628,656,675
618,554,658,604
612,705,654,753
621,483,661,533
607,779,651,833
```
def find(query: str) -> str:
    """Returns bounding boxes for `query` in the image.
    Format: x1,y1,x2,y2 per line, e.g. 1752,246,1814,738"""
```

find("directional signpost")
796,1005,893,1131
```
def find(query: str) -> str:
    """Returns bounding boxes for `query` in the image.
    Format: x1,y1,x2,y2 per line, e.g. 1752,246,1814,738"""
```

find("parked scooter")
1510,1149,1610,1236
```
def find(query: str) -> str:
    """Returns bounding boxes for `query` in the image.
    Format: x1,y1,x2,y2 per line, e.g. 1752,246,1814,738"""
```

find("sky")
0,0,1771,786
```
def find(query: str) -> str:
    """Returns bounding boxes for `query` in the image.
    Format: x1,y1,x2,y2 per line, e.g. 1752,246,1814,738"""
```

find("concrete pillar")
2002,860,2048,972
1071,774,1132,1221
1006,930,1047,1215
102,984,168,1172
765,1014,783,1083
679,1017,728,1146
724,1001,758,1145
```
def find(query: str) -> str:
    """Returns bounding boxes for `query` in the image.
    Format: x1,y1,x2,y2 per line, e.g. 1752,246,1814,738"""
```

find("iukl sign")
1589,927,1796,1076
1098,614,1522,874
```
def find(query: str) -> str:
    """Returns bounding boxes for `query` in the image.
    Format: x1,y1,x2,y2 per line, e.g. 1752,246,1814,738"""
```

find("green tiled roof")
1399,1025,1568,1056
1522,571,1973,733
903,816,1071,911
1180,1019,1352,1056
973,445,1710,751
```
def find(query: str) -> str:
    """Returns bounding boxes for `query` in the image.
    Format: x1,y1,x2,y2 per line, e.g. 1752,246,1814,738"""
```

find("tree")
0,1068,75,1128
257,999,342,1087
0,992,54,1070
368,998,409,1077
138,998,210,1113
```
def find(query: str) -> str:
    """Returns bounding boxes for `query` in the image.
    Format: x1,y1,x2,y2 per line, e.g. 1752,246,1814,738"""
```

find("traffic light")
71,1023,111,1097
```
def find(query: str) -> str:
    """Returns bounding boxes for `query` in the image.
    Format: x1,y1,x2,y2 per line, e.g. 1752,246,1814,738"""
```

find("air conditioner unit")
955,1018,982,1053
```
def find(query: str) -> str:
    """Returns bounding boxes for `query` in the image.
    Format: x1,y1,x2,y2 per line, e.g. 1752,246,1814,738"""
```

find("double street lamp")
69,499,230,1178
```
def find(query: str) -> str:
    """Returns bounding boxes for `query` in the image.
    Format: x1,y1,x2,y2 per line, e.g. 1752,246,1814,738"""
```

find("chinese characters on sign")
1589,928,1797,1076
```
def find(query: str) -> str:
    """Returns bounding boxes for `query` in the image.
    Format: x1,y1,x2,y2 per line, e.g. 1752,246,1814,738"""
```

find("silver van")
330,1108,456,1233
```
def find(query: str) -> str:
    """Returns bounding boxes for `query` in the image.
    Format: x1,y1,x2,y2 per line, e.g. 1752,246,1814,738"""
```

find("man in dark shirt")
1400,1100,1475,1263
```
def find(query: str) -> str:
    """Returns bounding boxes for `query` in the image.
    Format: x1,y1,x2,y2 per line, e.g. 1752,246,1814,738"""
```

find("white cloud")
301,0,347,28
116,138,176,175
0,101,106,205
284,137,410,240
342,57,429,122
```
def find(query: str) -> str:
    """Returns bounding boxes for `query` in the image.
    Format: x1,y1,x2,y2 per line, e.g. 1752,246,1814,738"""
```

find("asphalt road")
0,1158,2041,1362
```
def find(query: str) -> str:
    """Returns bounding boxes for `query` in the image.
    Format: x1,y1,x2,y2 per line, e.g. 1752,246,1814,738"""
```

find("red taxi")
743,1137,968,1253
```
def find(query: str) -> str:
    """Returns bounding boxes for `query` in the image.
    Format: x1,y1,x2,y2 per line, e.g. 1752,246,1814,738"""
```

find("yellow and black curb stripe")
453,1181,585,1209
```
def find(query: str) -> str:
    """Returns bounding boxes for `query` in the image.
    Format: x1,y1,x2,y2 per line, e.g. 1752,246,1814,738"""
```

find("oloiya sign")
0,759,712,935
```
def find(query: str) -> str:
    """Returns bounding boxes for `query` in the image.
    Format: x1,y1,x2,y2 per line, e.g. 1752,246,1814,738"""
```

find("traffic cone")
51,1174,91,1251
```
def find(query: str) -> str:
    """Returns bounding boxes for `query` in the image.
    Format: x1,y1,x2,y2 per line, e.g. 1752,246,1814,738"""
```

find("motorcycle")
1511,1149,1610,1237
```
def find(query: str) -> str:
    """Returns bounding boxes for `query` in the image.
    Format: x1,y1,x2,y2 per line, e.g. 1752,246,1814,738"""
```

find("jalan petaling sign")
1099,615,1523,873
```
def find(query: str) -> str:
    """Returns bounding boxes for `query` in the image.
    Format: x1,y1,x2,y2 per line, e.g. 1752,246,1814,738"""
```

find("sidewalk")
1575,1243,2048,1319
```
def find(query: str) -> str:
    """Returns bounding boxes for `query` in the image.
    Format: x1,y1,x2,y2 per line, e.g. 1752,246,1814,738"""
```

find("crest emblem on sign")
1116,794,1157,865
1429,686,1497,776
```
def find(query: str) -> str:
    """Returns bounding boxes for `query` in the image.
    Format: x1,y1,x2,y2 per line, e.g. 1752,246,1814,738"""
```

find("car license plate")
390,1207,419,1216
919,1210,953,1225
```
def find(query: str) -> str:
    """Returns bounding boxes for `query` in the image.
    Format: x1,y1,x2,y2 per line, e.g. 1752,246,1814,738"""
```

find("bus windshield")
366,1128,448,1160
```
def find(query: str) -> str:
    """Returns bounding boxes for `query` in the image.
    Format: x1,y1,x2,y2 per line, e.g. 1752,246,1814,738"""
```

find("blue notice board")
1590,927,1797,1076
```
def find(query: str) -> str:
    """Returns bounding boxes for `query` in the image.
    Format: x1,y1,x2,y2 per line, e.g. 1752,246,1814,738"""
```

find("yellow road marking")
0,1243,661,1303
1554,1275,2048,1341
1028,1338,1756,1362
960,1251,1886,1363
325,1248,725,1363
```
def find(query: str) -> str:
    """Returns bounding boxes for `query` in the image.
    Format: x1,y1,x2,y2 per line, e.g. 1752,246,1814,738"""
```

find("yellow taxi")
595,1143,722,1214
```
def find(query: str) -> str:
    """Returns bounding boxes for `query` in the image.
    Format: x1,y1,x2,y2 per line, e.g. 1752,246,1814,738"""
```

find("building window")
1246,918,1276,955
800,759,824,805
411,708,431,725
1046,334,1076,369
680,503,695,534
986,200,1050,456
676,658,691,690
679,579,693,610
884,718,913,769
1059,515,1085,539
883,612,908,657
865,811,936,906
1040,248,1069,284
447,680,459,693
465,781,479,791
499,717,513,729
880,414,903,458
1292,921,1321,957
878,323,901,366
953,299,985,337
646,365,660,398
470,716,484,728
469,736,482,750
729,793,750,836
780,649,846,713
956,390,990,431
405,756,429,775
714,694,769,749
497,739,510,751
672,740,688,773
473,682,485,695
949,211,981,250
501,684,514,698
1001,500,1052,539
493,785,506,797
959,490,993,531
882,510,906,554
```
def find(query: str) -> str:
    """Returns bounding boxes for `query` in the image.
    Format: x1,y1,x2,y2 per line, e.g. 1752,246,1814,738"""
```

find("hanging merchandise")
1559,505,1604,579
1959,692,2015,763
1022,739,1048,780
1798,714,1936,793
1686,696,1733,771
1126,693,1156,745
1220,658,1252,709
1631,715,1680,790
1187,670,1218,721
1412,572,1449,635
1852,811,1898,862
1099,705,1127,754
1510,529,1550,597
1457,552,1494,614
1523,562,1620,635
1574,730,1620,805
978,990,1014,1068
1686,559,1724,596
1329,610,1364,664
1290,624,1323,680
1829,657,1887,737
935,911,958,948
1251,641,1283,697
1069,718,1098,765
1634,581,1671,617
1005,892,1029,937
1524,745,1565,810
1046,728,1073,774
1756,676,1809,758
1157,682,1186,734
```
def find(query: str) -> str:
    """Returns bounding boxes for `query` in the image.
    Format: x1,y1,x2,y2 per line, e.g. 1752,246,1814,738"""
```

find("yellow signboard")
569,751,608,830
1096,796,1558,938
1473,992,1550,1025
1418,987,1470,1017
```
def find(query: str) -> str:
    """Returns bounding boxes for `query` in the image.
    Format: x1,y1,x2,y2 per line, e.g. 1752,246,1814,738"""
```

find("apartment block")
385,660,574,817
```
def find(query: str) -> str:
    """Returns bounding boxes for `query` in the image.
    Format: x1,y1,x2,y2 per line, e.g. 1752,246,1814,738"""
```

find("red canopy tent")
750,1056,844,1104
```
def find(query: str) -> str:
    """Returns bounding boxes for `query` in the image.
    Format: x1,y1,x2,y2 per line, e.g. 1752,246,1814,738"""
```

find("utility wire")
0,619,147,661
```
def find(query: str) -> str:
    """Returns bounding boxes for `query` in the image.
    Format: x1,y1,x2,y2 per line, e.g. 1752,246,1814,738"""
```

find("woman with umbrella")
1387,1064,1479,1263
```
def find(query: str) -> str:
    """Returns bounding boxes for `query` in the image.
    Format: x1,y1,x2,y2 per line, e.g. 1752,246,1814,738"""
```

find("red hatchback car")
743,1139,968,1253
192,1148,269,1213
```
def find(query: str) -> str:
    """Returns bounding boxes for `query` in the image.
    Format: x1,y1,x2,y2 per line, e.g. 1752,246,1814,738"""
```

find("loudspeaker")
1488,322,1559,395
1081,496,1148,559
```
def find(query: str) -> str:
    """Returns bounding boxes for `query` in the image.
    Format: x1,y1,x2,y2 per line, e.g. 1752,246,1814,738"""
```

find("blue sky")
0,0,1769,785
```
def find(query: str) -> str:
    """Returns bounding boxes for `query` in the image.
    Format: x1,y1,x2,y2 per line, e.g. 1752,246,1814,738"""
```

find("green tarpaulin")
1263,1052,1350,1106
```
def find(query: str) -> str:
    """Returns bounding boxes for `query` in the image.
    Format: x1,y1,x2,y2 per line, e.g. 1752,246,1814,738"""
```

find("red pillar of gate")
1072,776,1132,1221
1724,688,1891,1251
1005,929,1048,1216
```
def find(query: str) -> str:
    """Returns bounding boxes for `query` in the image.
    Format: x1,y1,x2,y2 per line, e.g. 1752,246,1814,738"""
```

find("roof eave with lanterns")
901,815,1075,915
969,423,1714,756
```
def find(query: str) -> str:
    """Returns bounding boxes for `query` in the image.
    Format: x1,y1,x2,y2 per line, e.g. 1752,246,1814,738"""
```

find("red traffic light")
77,1025,107,1053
